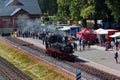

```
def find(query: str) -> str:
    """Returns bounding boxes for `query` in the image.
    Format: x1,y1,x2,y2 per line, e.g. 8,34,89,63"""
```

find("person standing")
42,32,46,45
78,35,82,51
110,40,115,49
73,42,77,51
114,51,118,63
115,41,119,50
82,39,86,51
105,41,109,51
87,40,91,49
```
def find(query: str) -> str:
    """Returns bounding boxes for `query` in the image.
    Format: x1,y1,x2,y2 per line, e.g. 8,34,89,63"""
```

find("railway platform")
17,37,120,78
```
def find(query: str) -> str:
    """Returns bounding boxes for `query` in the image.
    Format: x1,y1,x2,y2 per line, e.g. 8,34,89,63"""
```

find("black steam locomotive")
45,34,74,60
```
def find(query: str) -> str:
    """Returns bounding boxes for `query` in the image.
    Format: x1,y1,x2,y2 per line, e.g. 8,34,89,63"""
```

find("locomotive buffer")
76,69,81,80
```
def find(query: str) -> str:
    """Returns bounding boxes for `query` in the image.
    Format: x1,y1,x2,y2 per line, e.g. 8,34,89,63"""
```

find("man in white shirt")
110,40,115,49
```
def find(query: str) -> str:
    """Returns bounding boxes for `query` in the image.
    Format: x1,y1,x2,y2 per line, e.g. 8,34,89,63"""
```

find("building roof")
0,0,41,16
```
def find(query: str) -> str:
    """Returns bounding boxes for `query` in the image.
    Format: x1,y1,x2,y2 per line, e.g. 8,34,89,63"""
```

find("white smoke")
17,14,42,35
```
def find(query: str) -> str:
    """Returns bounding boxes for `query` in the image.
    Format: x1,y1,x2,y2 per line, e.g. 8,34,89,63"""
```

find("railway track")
0,56,32,80
1,36,120,80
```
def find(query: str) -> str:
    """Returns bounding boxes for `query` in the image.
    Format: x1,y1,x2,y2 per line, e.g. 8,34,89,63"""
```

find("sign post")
76,69,81,80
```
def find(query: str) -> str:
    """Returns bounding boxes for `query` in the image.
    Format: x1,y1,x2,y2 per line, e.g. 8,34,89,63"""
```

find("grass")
0,41,71,80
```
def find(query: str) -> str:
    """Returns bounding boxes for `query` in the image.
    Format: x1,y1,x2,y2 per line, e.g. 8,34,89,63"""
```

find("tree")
79,0,95,27
38,0,57,16
94,0,114,29
56,0,71,21
69,0,82,22
105,0,120,23
80,6,95,19
79,0,113,29
38,0,116,29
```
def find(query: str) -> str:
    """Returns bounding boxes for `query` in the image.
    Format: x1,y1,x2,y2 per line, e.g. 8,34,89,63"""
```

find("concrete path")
17,37,120,77
75,45,120,77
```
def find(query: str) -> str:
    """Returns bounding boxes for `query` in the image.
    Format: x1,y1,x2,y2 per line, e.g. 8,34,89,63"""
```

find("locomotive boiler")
45,34,74,60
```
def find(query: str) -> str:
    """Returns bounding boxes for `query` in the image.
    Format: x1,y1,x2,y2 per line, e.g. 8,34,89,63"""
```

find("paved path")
75,45,120,77
17,37,120,77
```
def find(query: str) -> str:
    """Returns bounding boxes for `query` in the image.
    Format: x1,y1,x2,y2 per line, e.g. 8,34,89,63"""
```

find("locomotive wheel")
49,51,53,56
51,51,56,57
46,50,49,54
47,50,50,55
53,52,57,58
47,50,52,56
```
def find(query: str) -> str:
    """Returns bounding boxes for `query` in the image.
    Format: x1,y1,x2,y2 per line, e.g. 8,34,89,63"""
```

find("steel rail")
0,57,32,80
0,69,12,80
3,36,120,80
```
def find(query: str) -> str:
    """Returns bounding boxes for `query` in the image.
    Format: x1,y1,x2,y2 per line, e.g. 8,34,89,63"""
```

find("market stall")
77,28,97,42
95,28,118,42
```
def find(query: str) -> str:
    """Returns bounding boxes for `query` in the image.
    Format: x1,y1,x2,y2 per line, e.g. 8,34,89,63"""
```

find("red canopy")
108,29,119,42
77,28,96,41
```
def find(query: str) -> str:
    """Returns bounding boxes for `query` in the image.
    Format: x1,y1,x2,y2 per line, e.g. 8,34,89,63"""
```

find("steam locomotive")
45,34,75,60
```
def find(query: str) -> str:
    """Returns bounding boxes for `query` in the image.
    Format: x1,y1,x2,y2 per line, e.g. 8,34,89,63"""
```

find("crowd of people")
72,35,91,52
71,34,119,64
14,30,119,63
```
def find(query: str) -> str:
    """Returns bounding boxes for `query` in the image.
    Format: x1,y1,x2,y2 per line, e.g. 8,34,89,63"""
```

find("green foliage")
38,0,120,24
105,0,120,23
80,6,95,19
69,0,82,21
56,0,71,21
43,12,49,16
38,0,57,15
